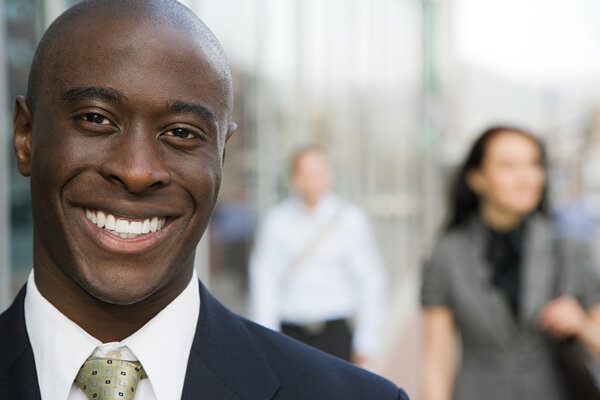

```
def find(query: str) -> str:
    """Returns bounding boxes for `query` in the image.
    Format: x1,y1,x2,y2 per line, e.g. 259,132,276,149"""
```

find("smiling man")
0,1,409,399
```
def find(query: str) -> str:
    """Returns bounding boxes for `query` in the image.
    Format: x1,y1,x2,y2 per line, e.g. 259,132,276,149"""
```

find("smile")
85,208,166,239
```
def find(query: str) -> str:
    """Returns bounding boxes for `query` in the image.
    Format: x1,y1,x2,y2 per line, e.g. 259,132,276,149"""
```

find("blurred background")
2,0,600,398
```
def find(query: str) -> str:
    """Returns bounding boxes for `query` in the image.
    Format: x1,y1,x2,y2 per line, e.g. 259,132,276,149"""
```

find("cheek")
515,169,545,196
177,156,223,211
530,170,546,191
484,174,524,209
490,170,544,209
486,171,516,196
180,166,221,249
30,129,75,210
32,122,94,177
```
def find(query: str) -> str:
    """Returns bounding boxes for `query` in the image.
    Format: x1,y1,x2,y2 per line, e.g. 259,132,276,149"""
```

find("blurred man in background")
250,147,388,367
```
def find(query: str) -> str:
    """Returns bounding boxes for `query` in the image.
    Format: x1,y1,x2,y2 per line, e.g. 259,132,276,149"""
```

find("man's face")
292,151,331,205
14,17,234,305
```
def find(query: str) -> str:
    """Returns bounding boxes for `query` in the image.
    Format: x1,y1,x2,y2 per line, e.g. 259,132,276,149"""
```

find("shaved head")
26,0,232,122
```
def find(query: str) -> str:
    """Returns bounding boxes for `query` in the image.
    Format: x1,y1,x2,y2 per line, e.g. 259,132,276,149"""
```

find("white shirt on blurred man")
248,148,387,363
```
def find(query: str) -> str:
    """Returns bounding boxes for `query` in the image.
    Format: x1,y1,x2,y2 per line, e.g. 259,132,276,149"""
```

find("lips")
85,208,167,239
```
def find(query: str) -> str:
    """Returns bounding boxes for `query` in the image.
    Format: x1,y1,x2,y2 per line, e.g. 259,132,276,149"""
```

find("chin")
512,204,541,217
79,272,161,306
90,287,155,305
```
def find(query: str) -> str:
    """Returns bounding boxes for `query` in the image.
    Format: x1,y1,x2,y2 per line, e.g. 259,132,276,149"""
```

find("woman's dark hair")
446,126,549,231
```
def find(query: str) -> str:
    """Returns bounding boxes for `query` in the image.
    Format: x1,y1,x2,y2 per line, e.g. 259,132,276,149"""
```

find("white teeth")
105,214,116,230
85,208,166,238
150,217,158,232
115,218,129,233
142,219,150,234
97,211,106,228
130,221,143,234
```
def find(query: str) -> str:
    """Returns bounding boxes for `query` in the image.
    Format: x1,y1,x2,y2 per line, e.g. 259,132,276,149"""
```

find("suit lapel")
182,281,280,400
0,286,41,400
520,215,554,325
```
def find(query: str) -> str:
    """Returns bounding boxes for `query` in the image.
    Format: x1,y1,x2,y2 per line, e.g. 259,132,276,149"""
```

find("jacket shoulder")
0,287,41,399
428,224,473,261
241,319,407,399
0,287,28,375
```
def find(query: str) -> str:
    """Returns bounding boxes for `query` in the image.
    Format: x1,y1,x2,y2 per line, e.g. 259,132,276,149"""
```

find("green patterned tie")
75,357,146,400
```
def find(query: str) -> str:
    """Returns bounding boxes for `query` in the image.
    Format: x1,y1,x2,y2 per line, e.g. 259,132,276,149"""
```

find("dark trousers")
281,319,352,361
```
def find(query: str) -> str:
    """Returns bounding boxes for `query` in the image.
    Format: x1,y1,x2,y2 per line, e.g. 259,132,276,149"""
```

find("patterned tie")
75,357,146,400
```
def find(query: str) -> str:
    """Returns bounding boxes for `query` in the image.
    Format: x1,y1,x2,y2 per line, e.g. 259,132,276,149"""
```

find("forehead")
485,131,540,160
295,152,328,171
40,15,230,121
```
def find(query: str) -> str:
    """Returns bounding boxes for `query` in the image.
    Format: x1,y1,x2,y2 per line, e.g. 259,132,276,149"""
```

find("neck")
302,194,323,211
33,253,191,343
479,202,525,232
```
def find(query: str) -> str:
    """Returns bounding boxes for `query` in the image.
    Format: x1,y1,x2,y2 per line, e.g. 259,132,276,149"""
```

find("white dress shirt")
249,193,387,356
24,270,200,400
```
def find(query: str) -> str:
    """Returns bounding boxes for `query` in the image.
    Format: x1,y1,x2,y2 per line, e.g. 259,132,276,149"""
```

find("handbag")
555,338,600,400
552,235,600,400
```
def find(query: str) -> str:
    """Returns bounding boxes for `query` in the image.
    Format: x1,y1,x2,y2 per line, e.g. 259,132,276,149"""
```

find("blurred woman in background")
421,126,600,400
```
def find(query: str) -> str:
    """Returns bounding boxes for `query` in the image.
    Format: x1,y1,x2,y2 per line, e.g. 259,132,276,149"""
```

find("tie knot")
75,357,146,400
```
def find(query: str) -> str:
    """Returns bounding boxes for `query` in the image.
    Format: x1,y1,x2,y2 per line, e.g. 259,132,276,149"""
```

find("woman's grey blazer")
422,213,600,400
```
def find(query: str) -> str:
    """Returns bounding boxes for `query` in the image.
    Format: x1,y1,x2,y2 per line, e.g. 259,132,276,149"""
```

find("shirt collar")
25,270,200,400
121,274,199,400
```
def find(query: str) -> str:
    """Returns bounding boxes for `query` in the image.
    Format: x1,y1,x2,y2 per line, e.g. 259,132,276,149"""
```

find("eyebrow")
59,87,218,125
61,86,125,104
167,100,218,125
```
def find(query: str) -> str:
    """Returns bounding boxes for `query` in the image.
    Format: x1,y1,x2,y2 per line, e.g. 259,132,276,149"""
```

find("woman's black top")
485,219,526,319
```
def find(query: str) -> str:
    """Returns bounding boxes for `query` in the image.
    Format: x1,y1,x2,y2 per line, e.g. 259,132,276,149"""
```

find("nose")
100,130,170,194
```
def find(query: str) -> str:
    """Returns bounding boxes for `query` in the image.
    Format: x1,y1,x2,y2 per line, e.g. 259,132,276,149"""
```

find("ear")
221,122,237,165
465,169,485,195
13,96,33,177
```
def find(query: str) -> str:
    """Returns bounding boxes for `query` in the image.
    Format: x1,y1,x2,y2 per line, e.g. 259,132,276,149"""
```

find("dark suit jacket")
0,281,408,399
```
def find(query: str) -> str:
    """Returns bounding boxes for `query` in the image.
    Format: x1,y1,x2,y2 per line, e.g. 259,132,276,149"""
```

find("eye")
162,127,206,148
78,113,112,125
167,128,198,140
